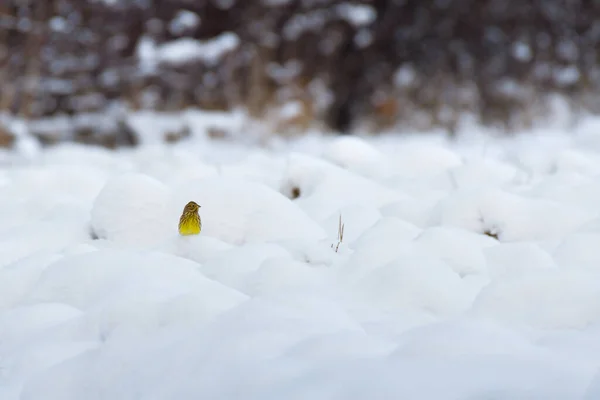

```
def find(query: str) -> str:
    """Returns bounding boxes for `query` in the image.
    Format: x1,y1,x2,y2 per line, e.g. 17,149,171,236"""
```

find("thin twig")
331,213,345,253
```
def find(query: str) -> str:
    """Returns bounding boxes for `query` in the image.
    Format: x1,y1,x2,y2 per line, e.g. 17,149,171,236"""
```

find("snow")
354,28,374,48
394,64,418,87
555,65,581,86
512,41,533,62
5,110,600,398
168,10,201,35
335,4,377,27
280,4,375,41
266,60,302,83
278,100,304,120
137,32,240,69
155,33,240,66
91,173,171,247
0,115,42,160
169,177,327,244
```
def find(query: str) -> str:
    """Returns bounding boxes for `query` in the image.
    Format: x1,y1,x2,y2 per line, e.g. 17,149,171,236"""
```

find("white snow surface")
4,112,600,399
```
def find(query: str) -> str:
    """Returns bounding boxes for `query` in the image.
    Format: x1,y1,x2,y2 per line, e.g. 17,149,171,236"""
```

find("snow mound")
0,303,82,342
484,242,556,279
387,141,463,178
472,269,600,329
170,177,326,244
4,165,107,207
346,244,472,316
322,204,381,244
394,318,540,358
413,226,496,277
379,195,442,227
554,148,600,176
0,253,63,310
20,293,361,400
526,176,600,213
322,136,394,179
446,159,523,189
91,173,171,247
242,257,331,297
282,153,406,222
200,243,291,291
0,209,90,269
160,234,234,265
430,187,592,241
7,112,600,398
23,249,246,314
553,233,600,271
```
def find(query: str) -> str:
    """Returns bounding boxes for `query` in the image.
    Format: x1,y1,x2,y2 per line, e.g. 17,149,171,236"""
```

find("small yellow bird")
178,201,202,235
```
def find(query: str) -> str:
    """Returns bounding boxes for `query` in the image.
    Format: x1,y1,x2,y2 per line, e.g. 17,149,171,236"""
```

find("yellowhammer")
178,201,202,235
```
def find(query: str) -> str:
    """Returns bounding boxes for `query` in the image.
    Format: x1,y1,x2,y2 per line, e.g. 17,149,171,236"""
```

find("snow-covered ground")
4,111,600,399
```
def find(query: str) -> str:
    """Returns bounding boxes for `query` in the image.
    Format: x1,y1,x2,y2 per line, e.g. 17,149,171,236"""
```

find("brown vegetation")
0,123,15,148
1,0,599,141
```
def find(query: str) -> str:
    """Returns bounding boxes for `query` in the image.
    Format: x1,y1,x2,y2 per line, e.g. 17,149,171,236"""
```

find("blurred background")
1,0,600,148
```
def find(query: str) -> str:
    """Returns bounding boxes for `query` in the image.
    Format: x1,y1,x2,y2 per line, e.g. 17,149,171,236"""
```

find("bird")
178,201,202,236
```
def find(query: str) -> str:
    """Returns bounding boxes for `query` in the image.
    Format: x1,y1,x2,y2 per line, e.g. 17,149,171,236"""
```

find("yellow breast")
178,214,201,235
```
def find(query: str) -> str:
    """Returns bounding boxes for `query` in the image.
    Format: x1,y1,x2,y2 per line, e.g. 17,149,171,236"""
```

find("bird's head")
184,201,201,213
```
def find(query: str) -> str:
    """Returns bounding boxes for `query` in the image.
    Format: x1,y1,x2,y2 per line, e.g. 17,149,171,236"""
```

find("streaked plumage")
178,201,202,235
